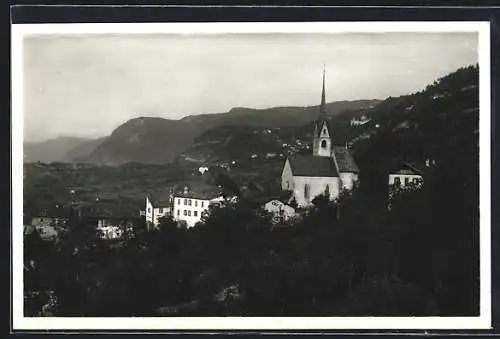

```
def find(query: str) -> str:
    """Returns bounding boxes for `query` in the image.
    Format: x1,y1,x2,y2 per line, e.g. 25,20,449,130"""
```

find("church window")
304,183,310,200
321,140,327,148
394,177,401,186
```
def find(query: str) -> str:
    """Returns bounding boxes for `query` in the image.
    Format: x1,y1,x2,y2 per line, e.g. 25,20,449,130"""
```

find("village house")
388,162,425,188
145,195,172,228
77,203,141,240
30,205,70,240
172,184,226,228
281,68,360,207
263,199,296,224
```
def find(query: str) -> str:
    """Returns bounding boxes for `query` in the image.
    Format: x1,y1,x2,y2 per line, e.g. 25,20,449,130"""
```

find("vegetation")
23,65,480,317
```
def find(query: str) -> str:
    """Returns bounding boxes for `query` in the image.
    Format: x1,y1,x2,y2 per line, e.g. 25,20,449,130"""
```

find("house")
77,202,141,239
350,115,371,126
263,199,296,224
145,195,173,228
281,67,360,207
171,184,227,227
388,162,425,188
30,206,71,240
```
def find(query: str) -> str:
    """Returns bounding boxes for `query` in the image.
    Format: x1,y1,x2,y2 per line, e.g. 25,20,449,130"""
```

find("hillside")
80,100,378,165
61,137,106,162
23,137,92,163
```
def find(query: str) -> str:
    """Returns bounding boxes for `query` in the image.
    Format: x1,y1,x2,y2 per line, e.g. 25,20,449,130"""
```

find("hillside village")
23,64,479,317
23,67,437,239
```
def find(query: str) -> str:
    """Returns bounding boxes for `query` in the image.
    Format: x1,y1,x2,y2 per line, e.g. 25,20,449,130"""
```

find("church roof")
333,146,360,173
288,155,339,177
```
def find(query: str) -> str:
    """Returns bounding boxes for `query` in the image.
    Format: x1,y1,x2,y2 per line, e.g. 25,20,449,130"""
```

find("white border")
12,21,491,331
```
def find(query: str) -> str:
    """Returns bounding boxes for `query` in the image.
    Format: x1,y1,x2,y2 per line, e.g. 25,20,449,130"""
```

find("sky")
22,32,478,142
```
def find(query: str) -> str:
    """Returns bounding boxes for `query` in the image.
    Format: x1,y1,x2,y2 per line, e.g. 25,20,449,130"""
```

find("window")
405,177,410,186
177,199,180,204
201,202,204,208
321,140,327,148
147,208,151,213
159,208,163,213
195,201,198,207
325,184,330,196
177,210,180,216
194,211,198,217
188,210,191,216
183,210,187,216
304,183,310,200
394,177,401,186
188,199,192,206
184,199,187,205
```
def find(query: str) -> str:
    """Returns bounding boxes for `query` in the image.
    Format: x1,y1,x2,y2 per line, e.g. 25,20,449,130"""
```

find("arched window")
304,183,310,200
321,140,327,148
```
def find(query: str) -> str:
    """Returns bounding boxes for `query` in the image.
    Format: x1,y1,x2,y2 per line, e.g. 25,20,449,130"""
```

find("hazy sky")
23,32,478,142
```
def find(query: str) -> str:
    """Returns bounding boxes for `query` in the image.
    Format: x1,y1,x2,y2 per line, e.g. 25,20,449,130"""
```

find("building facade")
172,186,225,227
145,196,172,227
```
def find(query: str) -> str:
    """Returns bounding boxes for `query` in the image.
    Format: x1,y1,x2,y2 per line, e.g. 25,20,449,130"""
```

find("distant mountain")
23,137,92,163
81,100,380,165
62,137,106,163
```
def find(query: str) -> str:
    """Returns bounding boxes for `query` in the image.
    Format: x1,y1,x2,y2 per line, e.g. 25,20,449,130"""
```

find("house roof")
148,194,172,207
388,161,426,175
173,181,223,200
34,206,71,218
288,155,339,177
77,202,140,219
333,146,360,173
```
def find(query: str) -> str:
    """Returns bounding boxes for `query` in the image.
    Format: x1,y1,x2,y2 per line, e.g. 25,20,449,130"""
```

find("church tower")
313,66,333,157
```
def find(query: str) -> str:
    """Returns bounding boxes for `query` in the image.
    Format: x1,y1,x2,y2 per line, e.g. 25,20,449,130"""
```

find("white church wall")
292,176,341,207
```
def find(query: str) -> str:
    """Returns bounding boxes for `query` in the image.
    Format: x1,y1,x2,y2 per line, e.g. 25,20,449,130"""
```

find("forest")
24,147,478,316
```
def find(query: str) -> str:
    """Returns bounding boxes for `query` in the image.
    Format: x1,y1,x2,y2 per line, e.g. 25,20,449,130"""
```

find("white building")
145,196,172,228
281,68,360,207
388,162,424,188
96,219,134,240
263,199,296,224
172,185,226,227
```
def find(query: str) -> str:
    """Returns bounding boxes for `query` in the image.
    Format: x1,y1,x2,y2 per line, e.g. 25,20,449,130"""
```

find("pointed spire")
320,64,326,115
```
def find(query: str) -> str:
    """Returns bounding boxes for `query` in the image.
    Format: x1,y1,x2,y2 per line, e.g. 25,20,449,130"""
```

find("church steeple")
320,65,326,115
313,65,333,157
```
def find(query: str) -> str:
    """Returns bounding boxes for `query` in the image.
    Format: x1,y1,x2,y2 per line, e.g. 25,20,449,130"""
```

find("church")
281,68,360,207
